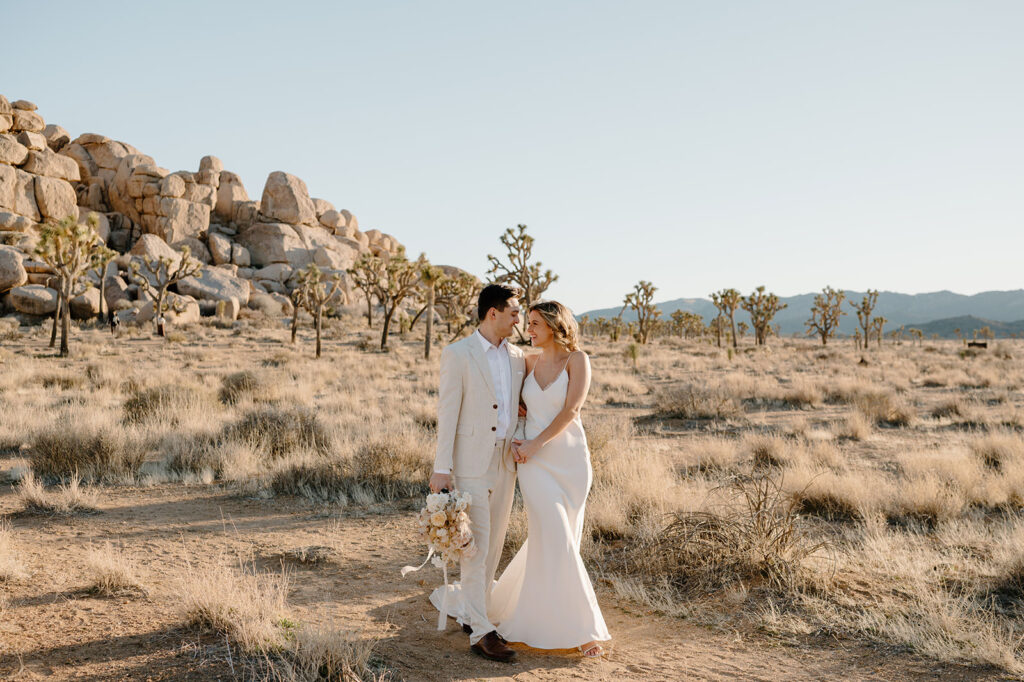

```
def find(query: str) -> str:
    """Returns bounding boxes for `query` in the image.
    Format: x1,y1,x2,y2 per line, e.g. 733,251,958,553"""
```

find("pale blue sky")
3,1,1022,313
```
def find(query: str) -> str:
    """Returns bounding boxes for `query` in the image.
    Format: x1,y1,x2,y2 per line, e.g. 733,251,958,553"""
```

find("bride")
493,300,611,657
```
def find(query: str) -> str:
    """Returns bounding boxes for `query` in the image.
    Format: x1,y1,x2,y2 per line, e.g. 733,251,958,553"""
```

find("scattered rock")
0,245,27,292
12,109,44,133
230,243,250,267
176,266,251,305
15,131,47,152
0,134,29,166
259,171,316,225
9,284,58,315
208,231,232,265
0,165,41,222
21,149,80,182
70,287,102,319
33,176,78,222
41,124,70,151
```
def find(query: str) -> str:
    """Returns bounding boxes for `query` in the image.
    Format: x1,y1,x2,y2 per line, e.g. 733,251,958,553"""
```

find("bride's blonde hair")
529,301,581,352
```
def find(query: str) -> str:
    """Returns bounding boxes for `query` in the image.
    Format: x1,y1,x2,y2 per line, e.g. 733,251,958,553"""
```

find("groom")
429,283,525,662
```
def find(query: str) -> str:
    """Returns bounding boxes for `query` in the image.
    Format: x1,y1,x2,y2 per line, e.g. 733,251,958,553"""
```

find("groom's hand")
429,472,451,493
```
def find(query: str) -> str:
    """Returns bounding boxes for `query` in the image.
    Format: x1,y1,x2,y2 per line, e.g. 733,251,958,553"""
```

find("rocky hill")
583,290,1024,338
0,93,405,325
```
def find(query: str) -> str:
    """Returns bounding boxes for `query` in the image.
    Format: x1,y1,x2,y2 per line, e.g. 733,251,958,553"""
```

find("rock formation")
0,92,406,325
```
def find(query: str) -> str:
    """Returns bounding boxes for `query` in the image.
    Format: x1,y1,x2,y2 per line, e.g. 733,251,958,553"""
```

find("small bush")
272,461,352,504
655,384,743,420
218,371,264,405
971,433,1024,470
123,385,206,424
31,424,145,482
855,391,916,428
350,436,432,501
0,520,27,582
746,434,788,468
85,542,145,596
225,407,332,459
17,473,99,515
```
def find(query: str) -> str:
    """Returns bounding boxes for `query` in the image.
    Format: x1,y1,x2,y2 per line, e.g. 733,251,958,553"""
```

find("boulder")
9,284,57,315
0,165,40,222
33,176,78,222
217,296,240,321
0,96,10,114
136,292,200,326
130,233,182,262
199,155,223,174
0,115,9,134
340,210,358,233
252,263,293,283
175,236,212,264
70,287,101,319
318,209,346,232
311,198,334,218
21,149,80,182
83,139,134,171
176,266,250,305
60,143,98,182
248,291,288,316
313,244,357,271
154,197,209,244
42,124,71,151
16,131,47,152
0,246,27,292
159,174,185,198
364,229,382,245
236,221,311,268
109,153,157,220
0,134,29,166
232,200,259,228
208,231,232,265
214,171,249,220
12,109,44,133
230,243,250,267
0,210,34,232
12,100,37,111
259,171,316,225
103,275,130,311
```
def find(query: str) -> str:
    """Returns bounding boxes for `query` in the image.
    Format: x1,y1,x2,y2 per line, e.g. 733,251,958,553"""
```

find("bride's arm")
515,352,591,459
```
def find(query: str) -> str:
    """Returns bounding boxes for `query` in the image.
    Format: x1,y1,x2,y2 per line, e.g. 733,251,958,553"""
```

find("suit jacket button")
491,426,497,431
492,404,498,409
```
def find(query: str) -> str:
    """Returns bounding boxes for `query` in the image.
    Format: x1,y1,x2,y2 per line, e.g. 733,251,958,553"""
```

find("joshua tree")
737,321,749,340
487,224,558,341
289,284,306,344
977,326,994,341
34,214,107,356
347,253,383,328
740,286,787,346
850,289,879,351
907,327,924,346
608,317,623,342
419,263,445,360
435,271,480,339
710,289,742,348
805,286,846,346
369,248,426,351
130,245,202,337
624,342,641,373
620,280,660,344
89,243,118,320
872,316,888,347
294,263,343,359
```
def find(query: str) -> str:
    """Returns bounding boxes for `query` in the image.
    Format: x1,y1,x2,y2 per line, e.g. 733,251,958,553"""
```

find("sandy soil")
0,479,1008,681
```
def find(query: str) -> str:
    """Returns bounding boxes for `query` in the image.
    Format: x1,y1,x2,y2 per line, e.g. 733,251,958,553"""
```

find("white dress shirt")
476,330,512,438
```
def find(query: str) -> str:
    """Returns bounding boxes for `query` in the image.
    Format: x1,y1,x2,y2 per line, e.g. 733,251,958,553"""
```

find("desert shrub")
179,556,290,653
225,407,331,459
219,370,264,405
782,380,821,408
30,423,145,482
745,433,789,468
271,461,353,504
122,384,207,424
834,411,871,440
37,372,84,390
987,555,1024,611
349,435,432,501
655,384,743,420
164,432,221,478
971,433,1024,471
889,475,966,527
17,473,99,515
85,542,145,596
931,398,968,419
855,391,916,428
629,475,827,593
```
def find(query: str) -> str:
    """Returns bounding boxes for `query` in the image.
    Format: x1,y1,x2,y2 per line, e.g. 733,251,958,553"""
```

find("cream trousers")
453,441,516,644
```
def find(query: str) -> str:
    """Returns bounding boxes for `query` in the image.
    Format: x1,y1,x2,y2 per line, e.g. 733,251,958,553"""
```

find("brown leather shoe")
463,623,508,644
471,631,516,662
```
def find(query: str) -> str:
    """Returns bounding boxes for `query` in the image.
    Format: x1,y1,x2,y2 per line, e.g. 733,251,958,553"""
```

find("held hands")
429,472,451,493
510,438,540,464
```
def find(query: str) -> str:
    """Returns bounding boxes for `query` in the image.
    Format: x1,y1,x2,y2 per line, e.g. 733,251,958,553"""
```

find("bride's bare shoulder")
566,350,590,373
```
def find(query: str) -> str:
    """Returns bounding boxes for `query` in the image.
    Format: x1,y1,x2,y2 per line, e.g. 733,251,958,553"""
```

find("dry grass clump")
17,473,99,515
30,421,145,482
349,434,432,502
987,554,1024,612
219,370,265,405
854,391,916,427
630,475,827,594
833,411,872,440
122,384,209,424
744,433,790,468
225,407,332,459
890,474,967,527
179,555,291,653
271,461,355,505
0,520,28,582
782,379,821,409
971,432,1024,471
265,621,385,681
783,466,890,521
37,371,85,390
675,436,741,474
655,383,743,420
85,542,145,596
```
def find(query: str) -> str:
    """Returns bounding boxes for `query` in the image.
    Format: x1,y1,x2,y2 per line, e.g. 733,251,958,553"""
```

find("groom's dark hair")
478,283,522,321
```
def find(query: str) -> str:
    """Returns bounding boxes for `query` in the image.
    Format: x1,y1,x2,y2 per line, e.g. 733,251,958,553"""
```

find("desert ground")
0,311,1021,681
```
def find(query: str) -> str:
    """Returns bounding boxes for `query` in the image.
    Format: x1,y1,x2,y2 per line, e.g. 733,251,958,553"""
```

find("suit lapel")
467,336,497,400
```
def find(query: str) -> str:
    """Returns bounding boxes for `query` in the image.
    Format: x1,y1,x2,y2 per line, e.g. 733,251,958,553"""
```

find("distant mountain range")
580,290,1024,338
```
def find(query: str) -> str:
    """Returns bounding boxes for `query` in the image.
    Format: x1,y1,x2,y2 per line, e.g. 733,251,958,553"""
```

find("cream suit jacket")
434,334,526,479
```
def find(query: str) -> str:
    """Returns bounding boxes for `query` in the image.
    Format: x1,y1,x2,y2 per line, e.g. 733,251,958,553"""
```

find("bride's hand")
513,438,540,463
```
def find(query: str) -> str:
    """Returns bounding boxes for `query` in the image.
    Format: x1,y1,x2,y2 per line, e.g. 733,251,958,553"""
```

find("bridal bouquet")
401,489,476,629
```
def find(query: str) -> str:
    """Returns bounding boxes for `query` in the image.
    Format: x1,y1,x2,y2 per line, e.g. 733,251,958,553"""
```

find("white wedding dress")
431,363,611,649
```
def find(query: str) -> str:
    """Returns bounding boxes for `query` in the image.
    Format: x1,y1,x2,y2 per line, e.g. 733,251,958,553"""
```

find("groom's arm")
430,344,462,490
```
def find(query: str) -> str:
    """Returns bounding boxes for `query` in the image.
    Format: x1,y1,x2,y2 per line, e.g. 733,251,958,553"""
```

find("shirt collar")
475,329,507,353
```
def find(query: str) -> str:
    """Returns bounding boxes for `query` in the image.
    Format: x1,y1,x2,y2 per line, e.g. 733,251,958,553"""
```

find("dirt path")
0,482,1008,681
